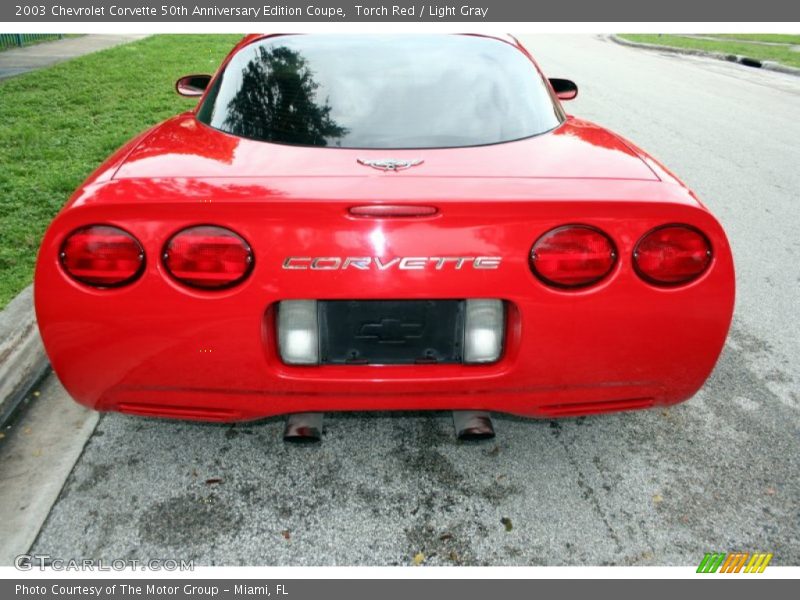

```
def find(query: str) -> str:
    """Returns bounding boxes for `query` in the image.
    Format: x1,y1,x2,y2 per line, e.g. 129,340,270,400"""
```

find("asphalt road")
27,35,800,566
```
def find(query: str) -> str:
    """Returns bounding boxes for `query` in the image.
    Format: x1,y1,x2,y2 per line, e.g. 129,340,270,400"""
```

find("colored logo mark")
697,552,773,573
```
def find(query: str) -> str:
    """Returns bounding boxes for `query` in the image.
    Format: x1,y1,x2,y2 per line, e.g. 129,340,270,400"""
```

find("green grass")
619,34,800,69
703,34,800,45
0,34,241,308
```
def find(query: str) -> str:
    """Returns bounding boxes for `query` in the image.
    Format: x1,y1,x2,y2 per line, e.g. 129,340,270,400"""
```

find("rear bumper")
112,389,659,422
35,276,733,422
35,189,735,422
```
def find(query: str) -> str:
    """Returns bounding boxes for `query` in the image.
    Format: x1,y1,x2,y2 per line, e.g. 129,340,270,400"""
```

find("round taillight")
530,225,617,288
634,224,712,286
60,225,144,287
163,225,253,290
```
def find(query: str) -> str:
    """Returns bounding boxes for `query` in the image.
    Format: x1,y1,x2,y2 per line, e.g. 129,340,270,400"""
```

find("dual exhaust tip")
283,412,324,443
283,411,495,442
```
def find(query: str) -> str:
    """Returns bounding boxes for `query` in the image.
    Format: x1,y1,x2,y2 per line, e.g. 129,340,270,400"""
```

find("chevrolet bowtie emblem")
357,158,424,172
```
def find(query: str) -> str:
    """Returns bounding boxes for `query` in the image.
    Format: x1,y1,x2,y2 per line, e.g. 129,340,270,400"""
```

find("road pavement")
11,34,800,566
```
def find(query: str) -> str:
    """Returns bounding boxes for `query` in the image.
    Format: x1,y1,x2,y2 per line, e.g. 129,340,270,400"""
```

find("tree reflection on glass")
222,45,347,146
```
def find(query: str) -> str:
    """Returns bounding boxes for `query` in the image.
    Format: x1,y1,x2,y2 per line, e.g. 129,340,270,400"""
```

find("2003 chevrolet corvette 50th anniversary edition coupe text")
35,34,735,440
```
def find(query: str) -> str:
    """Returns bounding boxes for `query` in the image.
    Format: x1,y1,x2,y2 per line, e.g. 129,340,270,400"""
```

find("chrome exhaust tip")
283,412,324,443
452,410,495,440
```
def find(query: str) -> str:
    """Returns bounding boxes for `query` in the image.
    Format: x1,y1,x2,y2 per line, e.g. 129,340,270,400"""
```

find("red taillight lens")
634,224,712,286
163,225,253,289
60,225,144,287
530,225,617,288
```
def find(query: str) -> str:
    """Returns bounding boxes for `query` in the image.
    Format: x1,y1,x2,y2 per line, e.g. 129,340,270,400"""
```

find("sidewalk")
0,34,148,80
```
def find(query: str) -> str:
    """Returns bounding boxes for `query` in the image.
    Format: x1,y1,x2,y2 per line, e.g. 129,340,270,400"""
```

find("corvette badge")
357,158,424,172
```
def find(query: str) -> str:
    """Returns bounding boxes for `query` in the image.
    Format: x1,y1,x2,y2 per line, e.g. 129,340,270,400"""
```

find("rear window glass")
196,35,563,149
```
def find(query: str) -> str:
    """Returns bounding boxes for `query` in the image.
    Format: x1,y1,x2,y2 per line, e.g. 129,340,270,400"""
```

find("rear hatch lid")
113,115,660,182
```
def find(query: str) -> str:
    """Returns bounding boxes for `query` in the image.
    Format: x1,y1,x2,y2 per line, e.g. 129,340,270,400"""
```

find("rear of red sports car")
34,34,735,430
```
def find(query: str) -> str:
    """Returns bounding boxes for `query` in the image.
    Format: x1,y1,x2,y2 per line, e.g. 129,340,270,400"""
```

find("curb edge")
608,34,800,78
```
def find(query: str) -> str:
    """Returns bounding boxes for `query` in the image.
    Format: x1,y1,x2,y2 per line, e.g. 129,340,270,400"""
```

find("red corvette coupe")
35,34,735,440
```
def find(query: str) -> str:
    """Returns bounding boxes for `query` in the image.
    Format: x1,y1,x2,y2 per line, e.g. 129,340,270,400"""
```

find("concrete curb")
0,286,49,426
0,375,98,564
609,34,800,78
